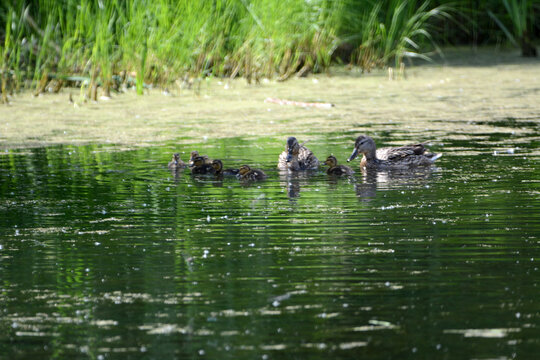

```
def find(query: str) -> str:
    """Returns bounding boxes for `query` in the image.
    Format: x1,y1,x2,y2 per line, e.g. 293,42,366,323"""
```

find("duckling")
347,135,441,169
189,150,211,167
191,156,216,175
277,137,319,171
212,160,239,176
237,165,267,181
168,153,187,170
324,155,355,176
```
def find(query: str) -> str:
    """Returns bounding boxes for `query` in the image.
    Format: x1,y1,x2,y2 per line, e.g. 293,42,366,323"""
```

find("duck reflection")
355,167,437,201
278,170,317,199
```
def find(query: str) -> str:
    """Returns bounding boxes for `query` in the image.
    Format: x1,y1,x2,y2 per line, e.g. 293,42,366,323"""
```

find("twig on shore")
265,97,334,109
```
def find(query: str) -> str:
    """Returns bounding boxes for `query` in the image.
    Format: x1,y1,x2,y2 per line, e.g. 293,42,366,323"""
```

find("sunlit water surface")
1,127,539,359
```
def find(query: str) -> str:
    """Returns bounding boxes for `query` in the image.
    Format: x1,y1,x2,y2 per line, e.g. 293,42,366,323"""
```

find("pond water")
1,124,539,359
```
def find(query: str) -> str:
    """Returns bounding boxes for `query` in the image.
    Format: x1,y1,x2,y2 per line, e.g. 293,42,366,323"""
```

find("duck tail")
299,139,311,147
429,153,442,162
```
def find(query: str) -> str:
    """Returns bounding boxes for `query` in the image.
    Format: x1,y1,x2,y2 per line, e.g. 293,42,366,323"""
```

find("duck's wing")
341,165,355,175
382,144,427,161
255,169,267,180
298,146,319,169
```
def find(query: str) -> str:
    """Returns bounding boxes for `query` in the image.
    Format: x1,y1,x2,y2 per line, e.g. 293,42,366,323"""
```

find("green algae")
1,49,539,152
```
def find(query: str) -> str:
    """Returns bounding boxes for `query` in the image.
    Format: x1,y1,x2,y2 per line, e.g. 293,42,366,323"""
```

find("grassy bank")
0,1,538,101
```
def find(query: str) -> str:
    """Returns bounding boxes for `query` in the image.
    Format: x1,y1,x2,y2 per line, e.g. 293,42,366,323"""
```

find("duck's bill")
347,148,358,162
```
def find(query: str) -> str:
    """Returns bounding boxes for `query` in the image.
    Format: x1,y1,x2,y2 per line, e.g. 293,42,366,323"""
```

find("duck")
324,155,355,175
237,165,267,181
189,150,211,167
168,153,187,170
190,156,216,175
277,137,319,171
347,135,441,169
212,159,239,176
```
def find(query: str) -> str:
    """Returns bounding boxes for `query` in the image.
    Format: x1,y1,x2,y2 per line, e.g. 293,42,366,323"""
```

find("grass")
0,0,537,100
488,0,537,56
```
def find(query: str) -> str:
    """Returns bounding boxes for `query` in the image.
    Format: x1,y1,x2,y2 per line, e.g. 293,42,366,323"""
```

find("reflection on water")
0,132,539,359
355,167,437,201
278,170,323,199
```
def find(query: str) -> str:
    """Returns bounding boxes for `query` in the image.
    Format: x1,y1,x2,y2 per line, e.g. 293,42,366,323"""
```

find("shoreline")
1,48,539,152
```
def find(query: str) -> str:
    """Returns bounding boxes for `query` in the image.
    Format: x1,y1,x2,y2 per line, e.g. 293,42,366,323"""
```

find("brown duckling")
168,153,187,170
212,160,239,176
278,137,319,171
324,155,355,176
191,156,216,175
189,150,211,167
237,165,267,181
348,135,441,169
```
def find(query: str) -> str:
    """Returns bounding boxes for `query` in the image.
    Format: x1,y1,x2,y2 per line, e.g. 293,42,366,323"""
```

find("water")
1,128,539,359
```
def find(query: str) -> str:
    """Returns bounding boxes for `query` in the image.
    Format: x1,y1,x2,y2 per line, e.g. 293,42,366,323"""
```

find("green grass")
0,0,537,99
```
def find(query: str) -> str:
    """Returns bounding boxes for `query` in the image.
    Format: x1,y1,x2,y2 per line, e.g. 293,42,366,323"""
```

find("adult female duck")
347,135,441,169
277,137,319,171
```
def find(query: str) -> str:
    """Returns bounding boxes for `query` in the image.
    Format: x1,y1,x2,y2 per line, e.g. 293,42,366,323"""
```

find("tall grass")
488,0,537,56
0,0,537,98
345,1,451,71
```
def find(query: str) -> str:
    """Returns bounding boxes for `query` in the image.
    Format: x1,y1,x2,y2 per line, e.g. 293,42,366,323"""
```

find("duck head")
191,156,206,167
189,151,200,165
212,159,223,172
348,135,375,162
285,137,300,162
324,155,338,167
171,153,181,165
238,165,251,176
